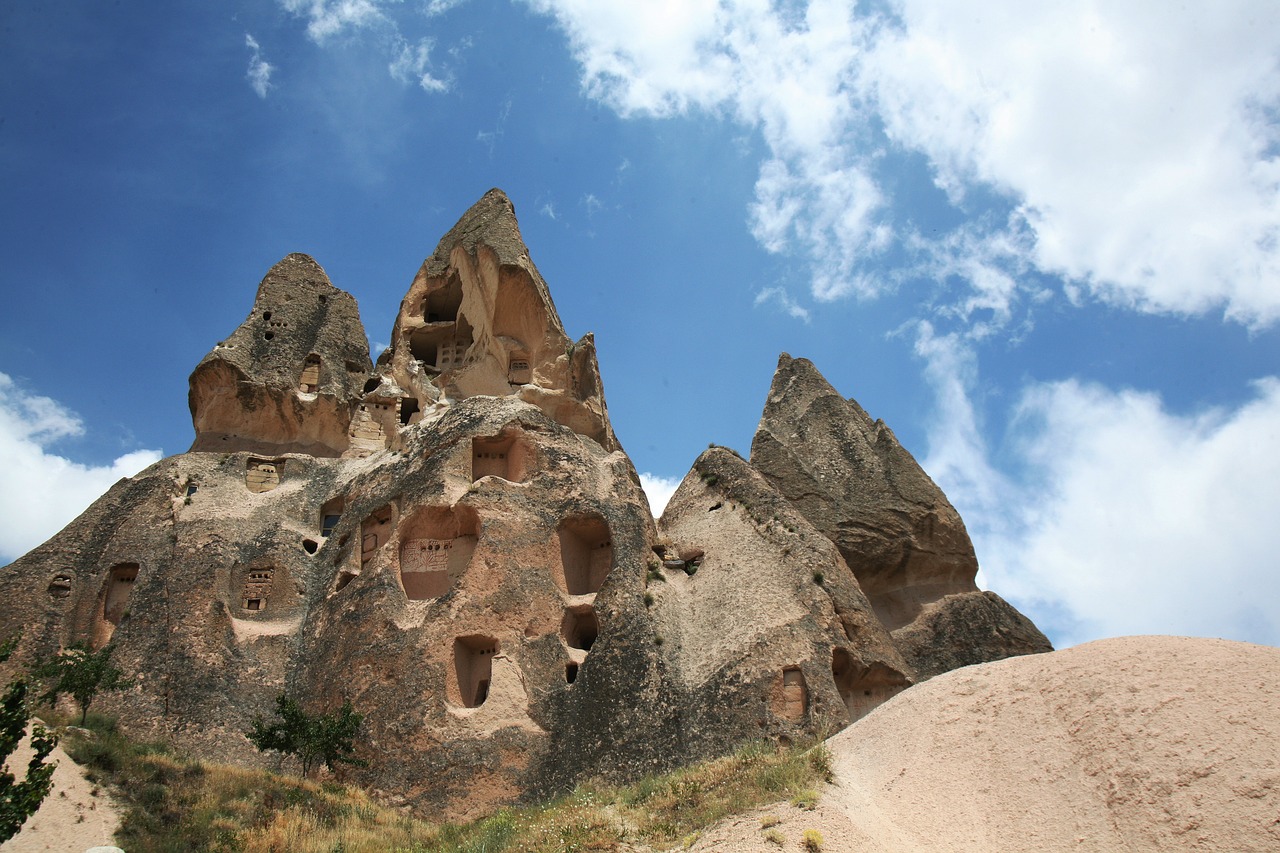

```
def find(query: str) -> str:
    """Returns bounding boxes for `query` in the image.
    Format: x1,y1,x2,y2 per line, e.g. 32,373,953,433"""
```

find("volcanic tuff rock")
0,189,1049,818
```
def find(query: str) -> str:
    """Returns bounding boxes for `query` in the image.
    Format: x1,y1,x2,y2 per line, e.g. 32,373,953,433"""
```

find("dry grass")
53,712,830,852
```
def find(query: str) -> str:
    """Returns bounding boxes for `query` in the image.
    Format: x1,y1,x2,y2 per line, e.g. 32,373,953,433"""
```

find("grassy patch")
51,712,829,852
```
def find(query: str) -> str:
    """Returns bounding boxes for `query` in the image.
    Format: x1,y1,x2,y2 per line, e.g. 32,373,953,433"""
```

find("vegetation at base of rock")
247,695,365,778
55,713,829,852
0,636,57,843
30,642,130,726
802,828,824,851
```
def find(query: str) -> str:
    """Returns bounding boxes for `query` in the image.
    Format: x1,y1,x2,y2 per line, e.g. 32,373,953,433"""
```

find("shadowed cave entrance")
451,635,498,708
832,649,909,723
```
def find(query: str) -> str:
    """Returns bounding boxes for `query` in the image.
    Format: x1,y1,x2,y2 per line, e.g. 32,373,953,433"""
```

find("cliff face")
0,189,1049,818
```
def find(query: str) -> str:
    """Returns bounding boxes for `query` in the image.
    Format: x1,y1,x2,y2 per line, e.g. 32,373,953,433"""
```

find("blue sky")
2,1,1278,650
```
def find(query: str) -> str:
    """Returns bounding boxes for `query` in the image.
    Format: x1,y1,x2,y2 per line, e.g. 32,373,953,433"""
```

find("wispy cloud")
279,0,388,43
754,286,811,322
245,33,275,98
0,374,162,563
476,98,512,156
389,36,449,92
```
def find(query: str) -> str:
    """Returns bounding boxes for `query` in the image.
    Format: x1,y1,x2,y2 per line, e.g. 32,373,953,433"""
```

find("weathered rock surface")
750,353,1051,675
189,254,373,458
0,190,1049,820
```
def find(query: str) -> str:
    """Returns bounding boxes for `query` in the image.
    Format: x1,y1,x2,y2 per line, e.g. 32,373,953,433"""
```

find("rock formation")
0,189,1049,819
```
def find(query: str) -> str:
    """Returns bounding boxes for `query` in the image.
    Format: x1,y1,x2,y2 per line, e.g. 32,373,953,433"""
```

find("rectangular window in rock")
241,569,274,611
452,635,497,708
507,355,531,385
556,515,612,595
299,354,321,392
320,497,344,537
361,504,395,566
772,666,807,722
246,458,284,493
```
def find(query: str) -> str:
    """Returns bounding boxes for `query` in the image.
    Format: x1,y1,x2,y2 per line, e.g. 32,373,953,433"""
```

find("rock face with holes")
188,253,374,458
0,189,1049,820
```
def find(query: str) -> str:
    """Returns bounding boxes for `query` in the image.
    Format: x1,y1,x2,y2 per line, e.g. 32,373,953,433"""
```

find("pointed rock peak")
188,254,372,457
424,188,528,276
657,444,913,706
751,353,979,633
377,191,618,451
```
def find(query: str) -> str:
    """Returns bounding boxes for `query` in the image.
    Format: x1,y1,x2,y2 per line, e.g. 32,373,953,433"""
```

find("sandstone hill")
690,635,1280,852
0,189,1050,818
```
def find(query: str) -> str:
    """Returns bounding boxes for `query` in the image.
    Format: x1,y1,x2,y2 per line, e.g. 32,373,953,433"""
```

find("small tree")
31,643,131,725
248,695,364,778
1,636,57,842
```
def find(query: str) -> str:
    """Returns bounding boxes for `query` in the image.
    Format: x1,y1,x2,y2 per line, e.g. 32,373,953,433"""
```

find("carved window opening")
772,666,807,722
299,354,321,392
47,574,72,598
423,275,462,324
399,397,420,426
320,497,344,538
452,636,497,708
471,434,529,483
246,458,284,493
561,606,599,652
556,515,613,596
103,564,138,626
398,506,479,600
360,504,395,566
241,569,274,611
185,482,199,497
363,377,381,394
565,663,578,684
302,539,318,555
832,650,908,723
508,353,531,385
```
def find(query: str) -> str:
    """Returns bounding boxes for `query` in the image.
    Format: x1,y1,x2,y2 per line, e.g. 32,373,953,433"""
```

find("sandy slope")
693,636,1280,852
1,729,122,853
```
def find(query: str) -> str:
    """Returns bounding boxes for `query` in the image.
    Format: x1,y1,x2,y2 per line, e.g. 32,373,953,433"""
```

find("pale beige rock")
0,729,123,853
692,636,1280,852
0,190,1051,822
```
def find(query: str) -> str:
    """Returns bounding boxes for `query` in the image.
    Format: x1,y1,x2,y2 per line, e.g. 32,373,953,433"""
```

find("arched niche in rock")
471,431,531,483
555,514,612,596
560,605,599,652
449,635,498,708
396,505,479,600
93,563,139,647
832,649,909,723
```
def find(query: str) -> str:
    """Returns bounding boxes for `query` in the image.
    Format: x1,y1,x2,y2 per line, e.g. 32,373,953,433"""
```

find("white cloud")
245,34,275,98
526,1,1280,327
754,286,811,322
389,36,449,92
862,1,1280,325
912,334,1280,649
279,0,388,43
540,202,558,220
0,374,162,564
639,472,681,518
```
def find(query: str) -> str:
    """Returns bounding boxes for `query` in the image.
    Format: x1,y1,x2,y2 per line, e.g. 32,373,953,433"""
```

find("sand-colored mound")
694,636,1280,852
